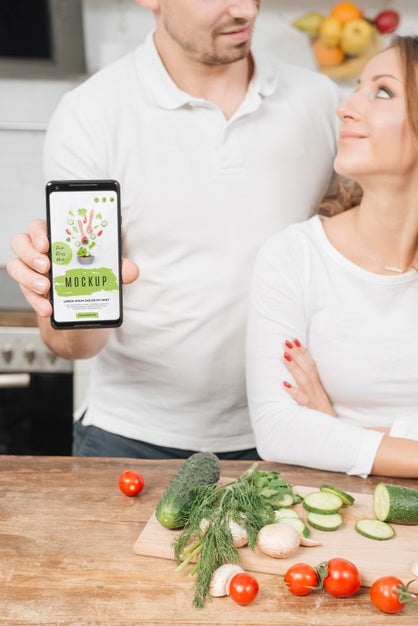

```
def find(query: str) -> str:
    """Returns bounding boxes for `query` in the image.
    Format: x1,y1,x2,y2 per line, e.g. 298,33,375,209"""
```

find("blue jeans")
73,416,261,460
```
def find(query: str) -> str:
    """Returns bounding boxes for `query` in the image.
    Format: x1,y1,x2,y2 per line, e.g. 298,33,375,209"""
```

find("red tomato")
322,558,361,598
229,573,259,605
118,470,144,496
370,576,413,614
284,563,318,596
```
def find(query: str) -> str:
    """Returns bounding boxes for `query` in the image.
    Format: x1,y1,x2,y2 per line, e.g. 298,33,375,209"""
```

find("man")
7,0,339,459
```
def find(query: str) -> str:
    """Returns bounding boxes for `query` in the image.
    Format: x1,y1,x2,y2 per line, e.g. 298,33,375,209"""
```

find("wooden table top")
0,456,416,625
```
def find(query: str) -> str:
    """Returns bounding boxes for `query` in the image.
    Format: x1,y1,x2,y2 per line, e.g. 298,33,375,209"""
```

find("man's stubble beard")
163,19,252,67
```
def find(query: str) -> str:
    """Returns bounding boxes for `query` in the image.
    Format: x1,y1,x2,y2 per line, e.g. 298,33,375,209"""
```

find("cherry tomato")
284,563,318,596
229,573,259,605
118,470,144,496
370,576,413,614
322,558,361,598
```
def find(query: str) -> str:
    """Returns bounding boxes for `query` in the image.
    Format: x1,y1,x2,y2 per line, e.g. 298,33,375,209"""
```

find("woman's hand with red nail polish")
282,339,336,416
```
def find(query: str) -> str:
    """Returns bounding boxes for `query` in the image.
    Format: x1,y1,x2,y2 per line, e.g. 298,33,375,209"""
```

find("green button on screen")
76,312,99,319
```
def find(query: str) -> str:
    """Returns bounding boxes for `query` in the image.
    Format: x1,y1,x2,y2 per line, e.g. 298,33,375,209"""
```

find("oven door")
0,370,73,455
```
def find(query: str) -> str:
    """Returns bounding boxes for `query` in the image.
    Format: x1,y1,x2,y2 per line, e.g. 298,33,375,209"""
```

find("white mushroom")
411,561,418,577
257,523,300,558
228,519,248,547
209,563,245,597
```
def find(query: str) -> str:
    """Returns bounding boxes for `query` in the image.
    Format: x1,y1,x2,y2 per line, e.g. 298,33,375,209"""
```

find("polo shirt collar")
134,31,279,110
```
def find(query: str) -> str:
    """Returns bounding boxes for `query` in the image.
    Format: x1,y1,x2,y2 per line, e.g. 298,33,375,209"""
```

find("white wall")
0,0,417,267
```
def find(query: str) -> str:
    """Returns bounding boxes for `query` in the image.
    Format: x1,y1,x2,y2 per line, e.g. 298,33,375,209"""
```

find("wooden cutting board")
133,484,418,592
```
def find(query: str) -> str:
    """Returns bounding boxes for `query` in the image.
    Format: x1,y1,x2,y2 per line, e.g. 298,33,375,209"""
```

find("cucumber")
155,452,220,529
306,512,343,531
278,517,310,538
274,507,300,520
320,484,355,506
373,483,418,525
274,493,294,507
303,491,343,515
355,519,395,541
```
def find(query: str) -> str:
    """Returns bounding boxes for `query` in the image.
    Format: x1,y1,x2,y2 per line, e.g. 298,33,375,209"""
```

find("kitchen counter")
0,456,416,625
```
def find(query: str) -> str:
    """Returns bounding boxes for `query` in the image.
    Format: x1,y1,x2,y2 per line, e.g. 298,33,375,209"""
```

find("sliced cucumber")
303,491,343,515
274,507,300,520
307,512,343,531
278,517,310,538
320,484,355,506
373,483,418,525
355,519,395,541
275,493,294,507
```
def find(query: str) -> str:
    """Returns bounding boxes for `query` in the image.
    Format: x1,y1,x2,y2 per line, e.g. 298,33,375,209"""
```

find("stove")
0,327,72,375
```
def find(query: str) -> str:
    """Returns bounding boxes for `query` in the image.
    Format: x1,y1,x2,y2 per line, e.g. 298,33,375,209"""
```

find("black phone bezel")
46,179,123,330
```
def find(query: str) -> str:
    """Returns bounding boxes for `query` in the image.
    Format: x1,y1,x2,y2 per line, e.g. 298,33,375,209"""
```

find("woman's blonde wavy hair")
318,35,418,217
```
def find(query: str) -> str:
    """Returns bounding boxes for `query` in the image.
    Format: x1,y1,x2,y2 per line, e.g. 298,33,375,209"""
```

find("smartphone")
46,180,123,329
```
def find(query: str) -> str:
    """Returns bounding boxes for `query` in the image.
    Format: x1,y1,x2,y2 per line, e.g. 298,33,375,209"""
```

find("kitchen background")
0,0,417,452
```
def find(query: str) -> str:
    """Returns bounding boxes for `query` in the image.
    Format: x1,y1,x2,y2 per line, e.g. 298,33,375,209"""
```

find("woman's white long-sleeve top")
246,215,418,477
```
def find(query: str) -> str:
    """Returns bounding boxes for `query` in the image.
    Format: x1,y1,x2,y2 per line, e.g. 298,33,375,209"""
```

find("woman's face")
334,48,417,181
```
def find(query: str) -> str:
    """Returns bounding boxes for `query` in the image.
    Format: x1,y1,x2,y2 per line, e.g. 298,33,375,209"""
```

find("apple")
374,10,400,34
341,18,373,56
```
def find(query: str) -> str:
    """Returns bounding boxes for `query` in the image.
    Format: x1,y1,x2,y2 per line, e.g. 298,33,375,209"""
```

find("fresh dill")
173,463,300,608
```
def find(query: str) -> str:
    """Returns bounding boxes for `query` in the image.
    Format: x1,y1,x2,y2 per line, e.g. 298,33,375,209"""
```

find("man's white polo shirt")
44,32,339,452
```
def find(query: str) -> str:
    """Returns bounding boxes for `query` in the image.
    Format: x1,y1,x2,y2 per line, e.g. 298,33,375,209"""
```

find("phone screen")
46,180,122,329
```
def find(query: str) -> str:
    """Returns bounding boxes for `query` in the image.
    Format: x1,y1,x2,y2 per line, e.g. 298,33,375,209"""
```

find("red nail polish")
285,340,293,349
284,352,292,362
294,339,301,348
283,381,292,388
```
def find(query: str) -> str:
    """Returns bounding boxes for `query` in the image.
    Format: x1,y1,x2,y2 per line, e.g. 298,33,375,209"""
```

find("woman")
246,36,418,478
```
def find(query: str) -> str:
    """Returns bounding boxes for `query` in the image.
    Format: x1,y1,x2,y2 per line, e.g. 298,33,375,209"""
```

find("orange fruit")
331,2,363,24
312,39,345,67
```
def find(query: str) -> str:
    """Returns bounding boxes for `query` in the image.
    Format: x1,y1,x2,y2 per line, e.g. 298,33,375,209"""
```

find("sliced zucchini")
278,517,310,538
303,491,343,515
274,493,294,507
373,483,418,525
307,512,343,531
355,519,395,541
320,484,355,506
274,507,300,520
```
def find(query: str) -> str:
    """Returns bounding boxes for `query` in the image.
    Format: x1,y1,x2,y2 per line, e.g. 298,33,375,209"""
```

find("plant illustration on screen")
64,196,111,264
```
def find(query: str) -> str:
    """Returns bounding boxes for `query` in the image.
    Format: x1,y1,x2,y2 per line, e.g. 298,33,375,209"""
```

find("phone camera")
55,186,59,190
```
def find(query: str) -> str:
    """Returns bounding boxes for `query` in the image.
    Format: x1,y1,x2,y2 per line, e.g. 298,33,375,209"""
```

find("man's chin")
202,42,251,66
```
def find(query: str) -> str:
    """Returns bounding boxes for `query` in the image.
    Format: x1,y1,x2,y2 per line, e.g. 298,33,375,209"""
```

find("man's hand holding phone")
8,219,138,319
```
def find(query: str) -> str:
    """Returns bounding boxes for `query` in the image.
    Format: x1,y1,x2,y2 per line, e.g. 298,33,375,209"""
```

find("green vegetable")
306,512,343,531
320,484,355,506
373,483,418,525
252,470,302,506
278,516,310,538
274,507,300,519
173,464,300,608
155,452,220,530
303,491,343,515
355,519,395,540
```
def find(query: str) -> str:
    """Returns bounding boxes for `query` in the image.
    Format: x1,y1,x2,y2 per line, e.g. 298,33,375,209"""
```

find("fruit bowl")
318,31,383,81
292,2,399,83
